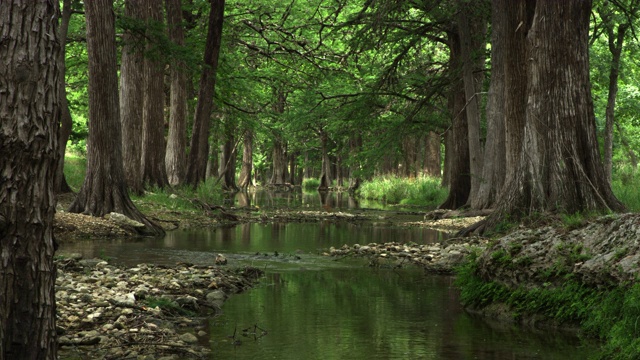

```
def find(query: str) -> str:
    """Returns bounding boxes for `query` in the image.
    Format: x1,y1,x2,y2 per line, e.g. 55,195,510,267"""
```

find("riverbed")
58,191,597,359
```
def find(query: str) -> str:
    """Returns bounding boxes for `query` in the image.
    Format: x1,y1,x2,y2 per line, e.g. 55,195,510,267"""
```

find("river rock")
475,213,640,288
106,212,146,228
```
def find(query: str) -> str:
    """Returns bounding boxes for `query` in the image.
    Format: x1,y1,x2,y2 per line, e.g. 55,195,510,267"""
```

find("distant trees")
0,2,60,358
49,0,635,227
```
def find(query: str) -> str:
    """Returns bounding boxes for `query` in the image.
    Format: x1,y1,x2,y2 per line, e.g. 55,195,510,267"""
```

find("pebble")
55,256,263,359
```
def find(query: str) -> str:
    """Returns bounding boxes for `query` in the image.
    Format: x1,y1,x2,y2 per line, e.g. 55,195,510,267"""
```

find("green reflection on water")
208,267,594,360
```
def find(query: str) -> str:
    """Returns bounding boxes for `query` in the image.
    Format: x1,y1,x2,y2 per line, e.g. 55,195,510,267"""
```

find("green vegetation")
302,178,320,192
357,175,447,207
611,166,640,212
63,151,87,192
456,255,640,360
144,296,195,316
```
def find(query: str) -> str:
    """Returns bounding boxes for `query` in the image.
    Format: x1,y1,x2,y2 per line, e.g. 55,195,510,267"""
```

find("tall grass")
302,178,320,192
611,166,640,212
63,151,87,192
358,175,447,207
62,152,224,212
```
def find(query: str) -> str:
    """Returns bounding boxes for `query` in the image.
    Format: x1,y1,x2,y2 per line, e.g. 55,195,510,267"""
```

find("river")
58,191,597,359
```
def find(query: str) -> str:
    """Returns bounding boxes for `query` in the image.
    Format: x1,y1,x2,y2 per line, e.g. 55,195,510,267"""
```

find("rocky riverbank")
56,255,262,359
325,237,488,273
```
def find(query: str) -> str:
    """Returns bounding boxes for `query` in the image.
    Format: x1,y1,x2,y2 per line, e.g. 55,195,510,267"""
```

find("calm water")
58,191,598,359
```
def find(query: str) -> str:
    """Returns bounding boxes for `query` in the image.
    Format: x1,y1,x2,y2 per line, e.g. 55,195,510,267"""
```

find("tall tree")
597,0,640,184
141,0,169,188
185,0,226,186
440,31,471,209
165,0,189,186
54,0,75,194
119,0,146,195
469,0,507,209
473,0,625,233
69,0,163,236
456,0,488,203
238,129,254,189
0,1,60,358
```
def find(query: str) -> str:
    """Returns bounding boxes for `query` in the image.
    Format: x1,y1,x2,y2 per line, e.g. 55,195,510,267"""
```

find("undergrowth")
357,175,447,207
455,254,640,359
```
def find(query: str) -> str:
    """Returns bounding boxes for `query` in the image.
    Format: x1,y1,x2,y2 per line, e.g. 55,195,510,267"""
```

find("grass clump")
358,175,447,207
611,166,640,211
63,151,87,192
455,254,640,359
302,178,320,192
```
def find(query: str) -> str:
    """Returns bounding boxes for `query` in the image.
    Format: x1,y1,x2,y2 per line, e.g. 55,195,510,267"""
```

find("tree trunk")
238,129,254,189
457,0,487,202
503,0,531,183
0,2,59,358
141,1,169,188
481,0,625,231
603,20,628,184
288,151,298,185
347,135,362,192
185,0,226,187
54,0,74,194
270,139,287,184
219,121,238,191
318,130,333,191
69,0,164,236
469,0,506,209
165,0,188,186
423,131,441,177
119,0,146,195
439,32,471,209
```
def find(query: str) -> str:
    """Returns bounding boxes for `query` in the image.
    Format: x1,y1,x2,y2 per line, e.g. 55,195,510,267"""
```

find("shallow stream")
59,191,597,359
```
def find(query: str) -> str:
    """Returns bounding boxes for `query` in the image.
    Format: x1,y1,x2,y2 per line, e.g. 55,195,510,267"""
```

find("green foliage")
611,166,640,211
357,175,447,207
456,255,640,359
302,178,320,192
63,150,87,192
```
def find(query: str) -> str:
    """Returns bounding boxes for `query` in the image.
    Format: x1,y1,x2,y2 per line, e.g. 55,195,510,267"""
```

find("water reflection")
59,222,447,267
210,268,594,360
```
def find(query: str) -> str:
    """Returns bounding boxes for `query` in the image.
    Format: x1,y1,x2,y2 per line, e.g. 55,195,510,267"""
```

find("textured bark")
439,32,471,210
423,131,441,177
470,0,506,209
270,139,287,184
165,0,189,186
456,0,487,200
503,0,532,182
0,2,60,358
69,0,164,236
185,0,226,186
482,0,625,231
119,0,146,195
54,0,74,194
141,1,169,188
238,129,254,189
